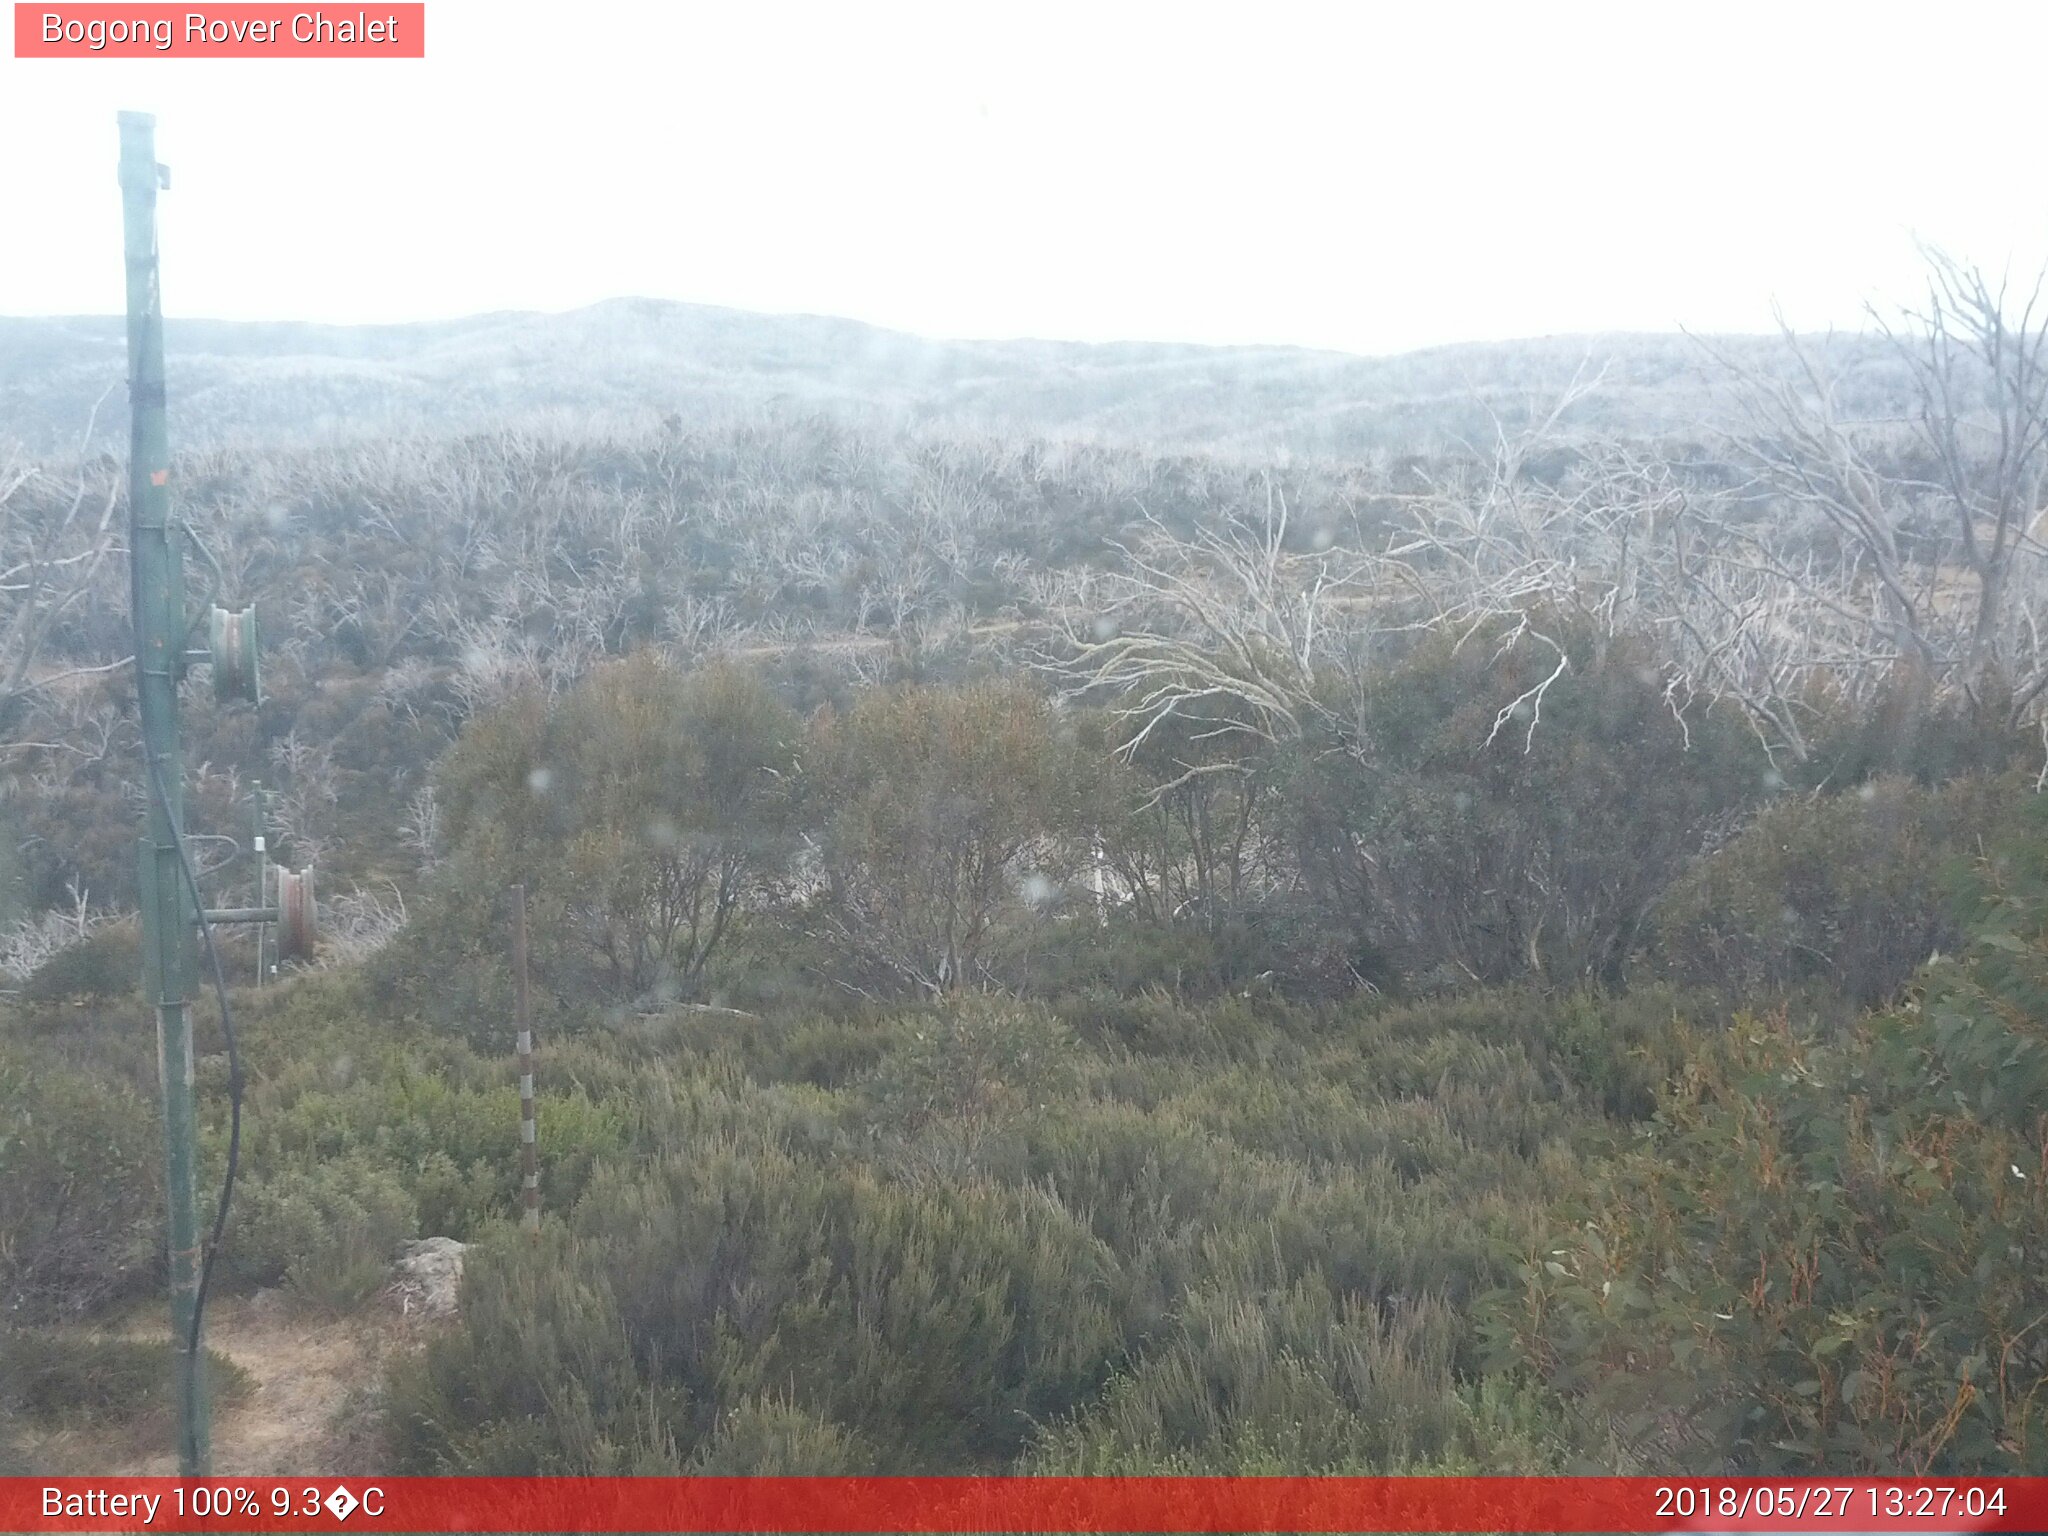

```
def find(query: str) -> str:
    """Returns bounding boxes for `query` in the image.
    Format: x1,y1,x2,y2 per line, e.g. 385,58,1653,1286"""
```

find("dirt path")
25,1296,401,1476
726,615,1028,660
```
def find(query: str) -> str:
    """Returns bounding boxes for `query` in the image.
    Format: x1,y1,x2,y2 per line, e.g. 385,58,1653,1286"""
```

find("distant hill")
0,298,1917,458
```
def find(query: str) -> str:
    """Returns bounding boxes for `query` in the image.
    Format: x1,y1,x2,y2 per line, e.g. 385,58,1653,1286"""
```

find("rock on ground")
383,1237,465,1320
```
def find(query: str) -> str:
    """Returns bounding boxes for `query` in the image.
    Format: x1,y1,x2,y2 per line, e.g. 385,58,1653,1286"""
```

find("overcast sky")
3,0,2045,356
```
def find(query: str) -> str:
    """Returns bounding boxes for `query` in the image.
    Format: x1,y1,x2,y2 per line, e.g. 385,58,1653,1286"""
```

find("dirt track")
24,1295,401,1476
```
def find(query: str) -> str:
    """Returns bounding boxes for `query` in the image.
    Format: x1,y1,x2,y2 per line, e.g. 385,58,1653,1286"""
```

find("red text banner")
2,1477,2044,1534
13,4,424,57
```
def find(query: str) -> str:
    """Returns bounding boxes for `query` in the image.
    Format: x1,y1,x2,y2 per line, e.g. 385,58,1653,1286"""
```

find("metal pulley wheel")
209,604,261,704
274,865,316,962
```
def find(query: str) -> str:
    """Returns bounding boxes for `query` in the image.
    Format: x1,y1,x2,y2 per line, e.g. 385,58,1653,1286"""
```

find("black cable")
164,521,244,1361
143,736,243,1365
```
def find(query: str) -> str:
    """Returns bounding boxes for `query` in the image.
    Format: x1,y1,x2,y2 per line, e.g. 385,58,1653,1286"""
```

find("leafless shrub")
1696,246,2048,743
400,785,441,874
316,880,409,966
0,880,111,984
0,413,126,728
1056,252,2048,777
1050,477,1383,784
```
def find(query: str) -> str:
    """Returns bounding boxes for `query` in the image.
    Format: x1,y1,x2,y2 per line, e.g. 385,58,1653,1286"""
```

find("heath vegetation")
4,249,2048,1474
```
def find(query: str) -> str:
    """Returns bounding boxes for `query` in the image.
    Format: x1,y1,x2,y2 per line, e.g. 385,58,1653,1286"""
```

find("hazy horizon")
6,292,1809,361
5,0,2047,356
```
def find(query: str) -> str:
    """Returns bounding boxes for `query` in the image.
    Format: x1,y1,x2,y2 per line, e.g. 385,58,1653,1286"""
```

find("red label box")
13,3,425,57
1,1477,2043,1533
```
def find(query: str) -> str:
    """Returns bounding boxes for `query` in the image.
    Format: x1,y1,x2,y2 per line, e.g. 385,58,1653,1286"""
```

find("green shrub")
0,1046,161,1320
694,914,853,1019
231,1042,633,1240
20,919,141,1003
1055,989,1312,1070
807,679,1099,995
593,1003,903,1090
0,1332,249,1428
1650,774,2018,1006
384,1221,672,1474
1030,1285,1550,1473
224,1162,417,1311
1012,908,1380,1003
1493,983,1713,1123
1085,696,1276,934
1803,682,2036,789
857,998,1092,1137
687,1395,877,1474
1496,796,2048,1472
222,969,396,1080
418,657,802,1017
1285,625,1767,989
393,1136,1125,1472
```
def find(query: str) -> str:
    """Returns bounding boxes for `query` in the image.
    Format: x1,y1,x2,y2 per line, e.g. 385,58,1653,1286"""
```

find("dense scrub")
2,616,2033,1475
381,989,1632,1473
1650,773,2013,1006
2,312,2042,1475
1500,792,2048,1472
1282,628,1767,987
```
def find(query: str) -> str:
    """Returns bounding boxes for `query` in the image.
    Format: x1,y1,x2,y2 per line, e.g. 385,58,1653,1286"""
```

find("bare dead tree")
1399,441,1846,764
399,784,442,873
267,728,340,868
316,880,409,965
1376,364,1621,749
1698,246,2048,735
1050,477,1382,788
440,613,556,717
863,551,938,635
0,433,124,727
1887,247,2048,714
660,594,744,661
1040,354,1897,774
1049,366,1627,770
0,878,115,985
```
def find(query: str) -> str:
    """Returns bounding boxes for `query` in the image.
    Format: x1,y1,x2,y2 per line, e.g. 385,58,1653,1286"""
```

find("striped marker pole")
511,884,538,1238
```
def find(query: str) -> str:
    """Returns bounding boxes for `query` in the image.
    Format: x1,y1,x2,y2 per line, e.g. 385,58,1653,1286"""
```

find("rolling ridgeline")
0,300,1922,456
2,301,2046,1476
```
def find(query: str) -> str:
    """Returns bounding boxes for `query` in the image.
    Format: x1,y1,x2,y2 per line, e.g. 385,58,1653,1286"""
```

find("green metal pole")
119,109,209,1477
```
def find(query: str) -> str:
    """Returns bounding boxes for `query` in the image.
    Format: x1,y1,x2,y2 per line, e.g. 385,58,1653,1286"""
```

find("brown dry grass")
18,1294,414,1476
